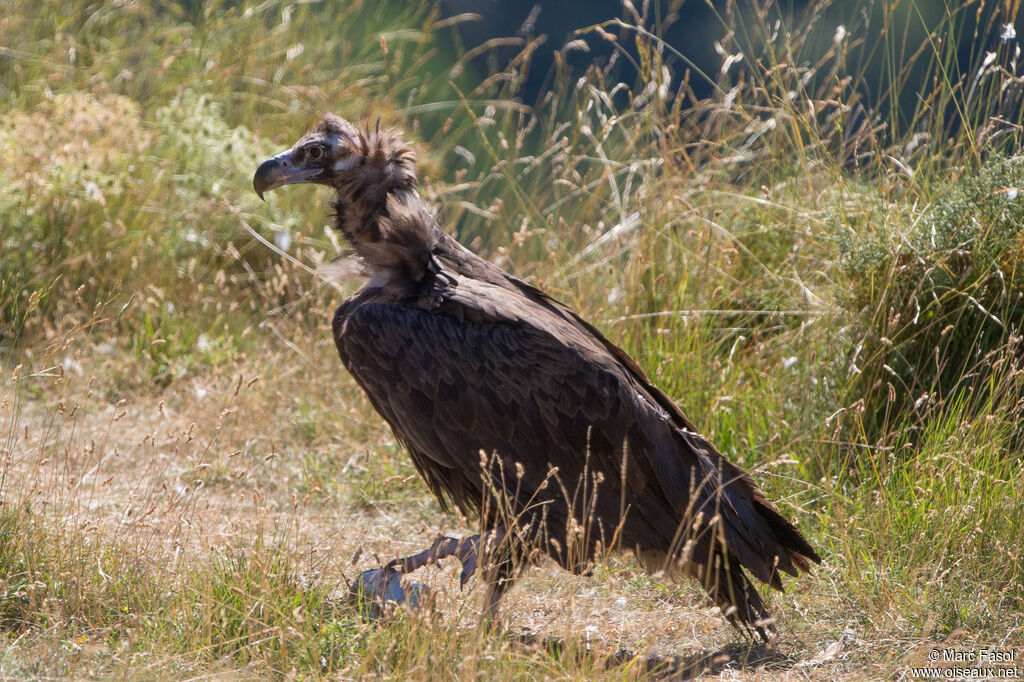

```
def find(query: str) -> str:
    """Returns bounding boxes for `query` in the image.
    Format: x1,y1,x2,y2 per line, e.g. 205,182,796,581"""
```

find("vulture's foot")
349,566,429,619
350,529,508,621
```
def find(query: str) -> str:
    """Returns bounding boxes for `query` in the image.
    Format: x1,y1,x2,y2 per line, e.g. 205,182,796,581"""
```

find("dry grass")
0,328,848,679
3,0,1024,679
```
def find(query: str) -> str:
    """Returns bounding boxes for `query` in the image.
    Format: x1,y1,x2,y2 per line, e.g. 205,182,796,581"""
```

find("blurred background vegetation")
1,0,1023,677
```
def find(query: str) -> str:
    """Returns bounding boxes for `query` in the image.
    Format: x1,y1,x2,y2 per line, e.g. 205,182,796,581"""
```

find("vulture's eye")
307,146,324,160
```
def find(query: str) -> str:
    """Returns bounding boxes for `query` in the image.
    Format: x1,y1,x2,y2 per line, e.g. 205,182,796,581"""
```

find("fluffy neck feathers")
332,129,440,282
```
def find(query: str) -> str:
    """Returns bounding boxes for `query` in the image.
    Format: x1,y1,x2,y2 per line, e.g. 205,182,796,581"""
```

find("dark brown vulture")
253,114,820,640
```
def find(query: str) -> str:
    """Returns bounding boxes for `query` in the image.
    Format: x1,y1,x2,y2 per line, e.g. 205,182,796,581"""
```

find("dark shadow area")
516,631,795,679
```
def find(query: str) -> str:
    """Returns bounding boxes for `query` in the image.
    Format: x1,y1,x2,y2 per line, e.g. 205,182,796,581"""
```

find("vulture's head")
253,114,416,203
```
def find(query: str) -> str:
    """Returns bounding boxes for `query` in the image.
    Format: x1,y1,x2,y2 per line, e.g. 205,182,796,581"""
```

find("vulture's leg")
351,527,511,622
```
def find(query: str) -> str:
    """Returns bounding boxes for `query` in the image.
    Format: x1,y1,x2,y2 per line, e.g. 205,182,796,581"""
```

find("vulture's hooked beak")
253,150,323,200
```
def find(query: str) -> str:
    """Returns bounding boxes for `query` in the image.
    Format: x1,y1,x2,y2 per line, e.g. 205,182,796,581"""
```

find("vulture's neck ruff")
330,130,444,286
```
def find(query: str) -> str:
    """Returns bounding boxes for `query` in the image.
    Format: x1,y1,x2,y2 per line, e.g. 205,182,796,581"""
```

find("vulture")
253,114,820,640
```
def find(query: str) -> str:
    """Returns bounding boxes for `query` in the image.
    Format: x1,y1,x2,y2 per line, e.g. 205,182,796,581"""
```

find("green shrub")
840,155,1024,441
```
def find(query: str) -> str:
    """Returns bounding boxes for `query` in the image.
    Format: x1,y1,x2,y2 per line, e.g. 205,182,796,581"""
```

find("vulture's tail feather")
699,553,775,642
754,500,822,577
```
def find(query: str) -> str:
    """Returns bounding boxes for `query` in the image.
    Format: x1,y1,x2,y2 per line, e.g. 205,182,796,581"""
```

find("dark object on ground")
254,115,821,640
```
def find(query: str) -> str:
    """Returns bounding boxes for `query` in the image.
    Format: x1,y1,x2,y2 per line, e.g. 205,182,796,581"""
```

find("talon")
459,555,479,588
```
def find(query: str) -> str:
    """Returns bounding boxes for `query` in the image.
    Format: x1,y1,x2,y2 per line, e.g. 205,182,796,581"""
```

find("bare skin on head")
254,115,821,640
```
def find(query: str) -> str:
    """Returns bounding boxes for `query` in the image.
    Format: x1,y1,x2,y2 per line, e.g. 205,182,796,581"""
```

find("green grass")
2,0,1024,678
